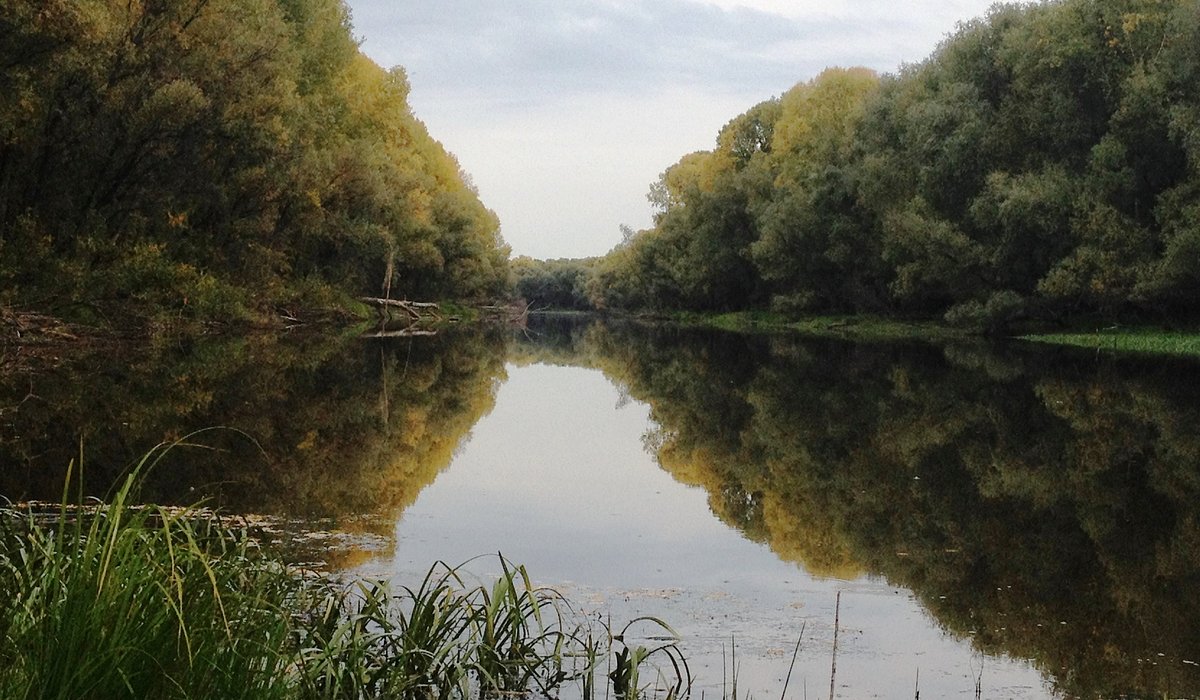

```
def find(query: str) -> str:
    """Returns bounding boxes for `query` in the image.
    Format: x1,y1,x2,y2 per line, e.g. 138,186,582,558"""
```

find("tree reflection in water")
0,326,508,526
533,317,1200,699
3,316,1199,697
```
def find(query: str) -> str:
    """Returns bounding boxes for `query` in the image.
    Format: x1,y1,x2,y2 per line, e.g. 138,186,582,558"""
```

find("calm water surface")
3,316,1199,698
377,362,1049,698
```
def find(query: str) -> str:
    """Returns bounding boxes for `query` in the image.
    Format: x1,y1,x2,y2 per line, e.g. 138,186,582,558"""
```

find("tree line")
0,0,511,324
519,0,1200,330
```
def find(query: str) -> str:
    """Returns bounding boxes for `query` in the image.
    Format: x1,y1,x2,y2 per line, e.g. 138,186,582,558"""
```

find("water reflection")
541,318,1200,699
0,327,507,525
1,316,1198,696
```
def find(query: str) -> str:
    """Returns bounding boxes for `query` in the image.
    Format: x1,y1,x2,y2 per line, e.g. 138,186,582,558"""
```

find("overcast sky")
344,0,1001,260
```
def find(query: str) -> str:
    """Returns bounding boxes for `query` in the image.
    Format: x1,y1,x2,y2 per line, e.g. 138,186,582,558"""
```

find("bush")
943,290,1026,334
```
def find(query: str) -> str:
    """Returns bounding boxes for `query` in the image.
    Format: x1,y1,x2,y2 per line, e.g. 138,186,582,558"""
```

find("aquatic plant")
0,449,695,699
608,617,691,700
292,556,608,699
0,459,298,700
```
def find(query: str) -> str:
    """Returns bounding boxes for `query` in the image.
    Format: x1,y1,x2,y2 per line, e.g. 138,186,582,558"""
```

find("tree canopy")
0,0,511,324
580,0,1200,329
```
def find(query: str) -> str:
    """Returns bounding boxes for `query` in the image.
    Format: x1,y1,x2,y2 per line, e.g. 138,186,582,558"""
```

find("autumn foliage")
0,0,511,323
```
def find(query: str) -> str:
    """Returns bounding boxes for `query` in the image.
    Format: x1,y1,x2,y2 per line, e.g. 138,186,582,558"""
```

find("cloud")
342,0,999,258
348,0,893,106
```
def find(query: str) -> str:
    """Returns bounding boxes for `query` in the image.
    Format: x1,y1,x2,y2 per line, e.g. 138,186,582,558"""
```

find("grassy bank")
657,310,969,342
1020,329,1200,358
654,310,1200,358
0,457,691,699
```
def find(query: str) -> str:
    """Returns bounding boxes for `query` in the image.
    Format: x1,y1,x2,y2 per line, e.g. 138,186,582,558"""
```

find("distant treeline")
520,0,1200,330
0,0,511,324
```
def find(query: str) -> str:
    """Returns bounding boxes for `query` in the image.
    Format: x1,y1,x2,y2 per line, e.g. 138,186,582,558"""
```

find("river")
2,315,1198,698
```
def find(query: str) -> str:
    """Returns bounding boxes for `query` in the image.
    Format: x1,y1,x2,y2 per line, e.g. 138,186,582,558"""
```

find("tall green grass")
0,448,693,699
0,463,299,699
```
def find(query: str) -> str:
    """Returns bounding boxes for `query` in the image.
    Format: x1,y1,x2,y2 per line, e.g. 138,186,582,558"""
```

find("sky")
344,0,1001,260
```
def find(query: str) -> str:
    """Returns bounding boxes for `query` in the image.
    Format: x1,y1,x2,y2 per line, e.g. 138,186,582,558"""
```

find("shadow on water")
2,314,1200,697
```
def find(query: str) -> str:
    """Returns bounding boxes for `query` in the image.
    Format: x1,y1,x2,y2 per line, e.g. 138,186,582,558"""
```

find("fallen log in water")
359,297,442,321
361,327,440,339
480,301,533,324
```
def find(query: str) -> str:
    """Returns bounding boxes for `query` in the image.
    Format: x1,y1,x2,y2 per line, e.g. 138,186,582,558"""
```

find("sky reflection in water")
378,362,1051,699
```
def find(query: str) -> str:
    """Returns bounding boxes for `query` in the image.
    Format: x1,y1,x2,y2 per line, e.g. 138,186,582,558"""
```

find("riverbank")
579,308,972,341
681,311,968,342
630,309,1200,358
0,297,524,375
1019,329,1200,358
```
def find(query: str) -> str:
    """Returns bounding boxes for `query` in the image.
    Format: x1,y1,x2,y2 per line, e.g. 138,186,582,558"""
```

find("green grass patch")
1020,329,1200,358
705,310,788,331
664,310,969,341
661,310,797,332
786,315,968,341
436,300,480,322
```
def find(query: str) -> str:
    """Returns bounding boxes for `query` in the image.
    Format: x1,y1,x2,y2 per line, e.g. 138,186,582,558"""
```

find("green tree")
751,68,884,312
0,0,511,322
513,256,595,310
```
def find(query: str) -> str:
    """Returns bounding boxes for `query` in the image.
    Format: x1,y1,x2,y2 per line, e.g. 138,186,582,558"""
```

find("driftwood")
2,308,79,342
479,301,533,324
361,327,439,339
360,297,442,322
360,298,534,334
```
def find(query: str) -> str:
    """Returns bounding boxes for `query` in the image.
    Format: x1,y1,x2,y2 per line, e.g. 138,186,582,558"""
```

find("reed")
293,556,603,698
0,451,696,699
608,616,691,699
0,459,297,700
